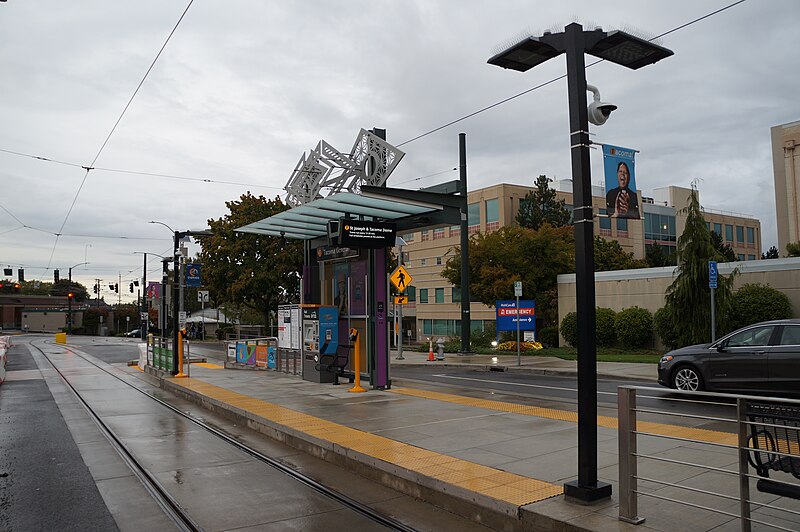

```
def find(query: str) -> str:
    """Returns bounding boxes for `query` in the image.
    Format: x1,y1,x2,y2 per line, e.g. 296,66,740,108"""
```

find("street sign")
709,261,718,289
140,312,148,321
178,311,187,323
197,290,209,303
390,265,412,292
394,295,409,305
495,300,536,331
514,281,522,297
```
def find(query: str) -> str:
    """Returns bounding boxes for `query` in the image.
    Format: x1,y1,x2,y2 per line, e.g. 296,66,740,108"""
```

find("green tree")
50,279,89,302
710,231,736,262
661,189,737,347
515,175,571,230
594,237,647,271
441,225,573,326
645,245,677,268
199,193,304,326
786,242,800,257
761,246,779,259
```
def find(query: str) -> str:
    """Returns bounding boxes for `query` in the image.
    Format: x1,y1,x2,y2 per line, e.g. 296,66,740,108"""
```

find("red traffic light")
68,292,74,299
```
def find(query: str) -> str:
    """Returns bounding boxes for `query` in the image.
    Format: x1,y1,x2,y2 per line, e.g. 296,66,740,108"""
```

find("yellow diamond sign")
390,265,412,292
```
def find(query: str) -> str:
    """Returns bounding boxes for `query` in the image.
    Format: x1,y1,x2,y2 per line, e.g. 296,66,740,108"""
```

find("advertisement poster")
603,144,639,219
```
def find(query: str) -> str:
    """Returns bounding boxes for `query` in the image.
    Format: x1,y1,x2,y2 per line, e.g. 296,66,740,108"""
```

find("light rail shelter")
238,186,461,389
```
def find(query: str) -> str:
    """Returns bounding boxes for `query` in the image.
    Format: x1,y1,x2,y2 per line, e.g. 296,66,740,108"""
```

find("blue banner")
496,300,536,332
185,263,202,287
602,144,639,219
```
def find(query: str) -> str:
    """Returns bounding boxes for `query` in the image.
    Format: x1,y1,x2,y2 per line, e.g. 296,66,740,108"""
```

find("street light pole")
488,22,672,503
68,261,89,335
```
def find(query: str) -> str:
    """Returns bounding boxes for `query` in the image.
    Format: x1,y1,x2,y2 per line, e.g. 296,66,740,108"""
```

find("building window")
436,257,442,265
450,225,460,237
706,222,711,232
433,227,445,240
616,217,628,237
421,230,430,241
736,225,744,243
419,289,428,304
435,287,444,304
420,258,427,266
402,232,415,243
485,198,499,232
644,213,676,243
406,286,416,302
468,202,480,234
599,208,612,236
737,254,745,261
747,226,755,243
748,255,756,261
423,319,432,335
713,223,722,236
452,287,461,303
725,224,733,242
433,320,449,336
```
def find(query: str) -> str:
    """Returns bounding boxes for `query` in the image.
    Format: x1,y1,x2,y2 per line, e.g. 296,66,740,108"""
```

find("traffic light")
54,269,60,283
3,268,11,276
68,292,74,300
114,283,119,293
18,268,24,283
129,283,134,293
93,283,98,294
13,282,20,293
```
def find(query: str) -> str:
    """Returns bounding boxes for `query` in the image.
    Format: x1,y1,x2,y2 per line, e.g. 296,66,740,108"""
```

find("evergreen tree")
645,244,677,267
710,230,736,262
594,237,648,271
662,188,737,347
515,175,571,230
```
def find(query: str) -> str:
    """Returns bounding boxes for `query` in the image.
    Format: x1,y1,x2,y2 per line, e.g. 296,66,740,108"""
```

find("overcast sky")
1,0,798,303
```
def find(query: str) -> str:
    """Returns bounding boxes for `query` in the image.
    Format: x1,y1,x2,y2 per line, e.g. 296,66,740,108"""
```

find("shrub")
595,308,617,347
614,307,653,349
728,283,792,330
443,337,462,353
654,307,679,350
560,312,578,346
538,325,559,348
471,323,497,348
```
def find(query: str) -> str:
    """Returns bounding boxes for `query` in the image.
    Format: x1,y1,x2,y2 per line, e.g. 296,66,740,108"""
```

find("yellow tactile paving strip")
390,387,739,446
172,378,563,506
191,362,224,369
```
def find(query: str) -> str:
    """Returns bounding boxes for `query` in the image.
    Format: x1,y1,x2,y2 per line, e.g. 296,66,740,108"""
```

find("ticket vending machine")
301,305,339,383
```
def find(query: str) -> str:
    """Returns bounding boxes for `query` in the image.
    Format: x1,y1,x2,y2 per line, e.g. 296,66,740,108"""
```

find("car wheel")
671,365,704,392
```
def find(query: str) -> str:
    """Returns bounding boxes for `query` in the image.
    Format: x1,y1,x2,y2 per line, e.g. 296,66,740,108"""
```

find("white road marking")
430,373,617,397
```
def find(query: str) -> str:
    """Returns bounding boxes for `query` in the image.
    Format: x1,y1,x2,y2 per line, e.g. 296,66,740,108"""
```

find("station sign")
316,245,359,262
495,300,536,332
339,220,396,248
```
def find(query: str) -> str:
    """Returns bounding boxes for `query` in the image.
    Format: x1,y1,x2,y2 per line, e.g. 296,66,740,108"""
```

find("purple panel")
350,260,367,315
302,264,312,304
374,248,388,388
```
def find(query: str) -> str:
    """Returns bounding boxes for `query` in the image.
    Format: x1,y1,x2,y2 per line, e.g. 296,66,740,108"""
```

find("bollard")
436,338,445,360
348,329,366,393
55,332,67,344
175,328,188,378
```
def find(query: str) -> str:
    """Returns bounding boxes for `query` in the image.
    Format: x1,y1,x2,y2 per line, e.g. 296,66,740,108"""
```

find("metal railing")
224,337,300,375
618,386,800,531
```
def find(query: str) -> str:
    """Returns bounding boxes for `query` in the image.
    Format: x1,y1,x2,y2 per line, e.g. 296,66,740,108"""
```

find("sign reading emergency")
390,265,412,292
495,300,536,332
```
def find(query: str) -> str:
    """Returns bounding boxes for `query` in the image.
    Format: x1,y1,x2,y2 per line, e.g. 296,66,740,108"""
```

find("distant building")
771,120,800,254
398,182,761,340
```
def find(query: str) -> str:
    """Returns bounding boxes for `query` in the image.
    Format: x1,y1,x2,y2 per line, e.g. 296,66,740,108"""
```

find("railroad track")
30,339,416,532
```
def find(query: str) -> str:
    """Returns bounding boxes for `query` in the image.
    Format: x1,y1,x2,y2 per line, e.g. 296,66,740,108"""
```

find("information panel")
340,220,396,248
495,300,536,332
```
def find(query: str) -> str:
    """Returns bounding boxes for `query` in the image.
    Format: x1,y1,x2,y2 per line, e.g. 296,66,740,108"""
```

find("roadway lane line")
431,373,618,397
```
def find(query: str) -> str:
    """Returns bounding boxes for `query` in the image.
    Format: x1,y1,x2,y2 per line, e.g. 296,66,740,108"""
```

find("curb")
391,361,658,383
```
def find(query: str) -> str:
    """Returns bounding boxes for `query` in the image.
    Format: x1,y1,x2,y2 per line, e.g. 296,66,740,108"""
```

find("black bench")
316,344,352,385
745,400,800,499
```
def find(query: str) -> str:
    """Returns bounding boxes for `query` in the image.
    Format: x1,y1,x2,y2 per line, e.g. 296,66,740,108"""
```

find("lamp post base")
563,480,612,503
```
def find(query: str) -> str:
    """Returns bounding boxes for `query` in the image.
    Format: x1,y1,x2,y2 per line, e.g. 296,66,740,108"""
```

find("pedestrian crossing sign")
394,295,409,305
390,265,412,292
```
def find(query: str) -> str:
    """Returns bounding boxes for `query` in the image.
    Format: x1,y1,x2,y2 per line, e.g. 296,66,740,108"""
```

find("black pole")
161,259,168,340
172,231,180,375
562,22,611,502
68,267,73,334
459,133,471,353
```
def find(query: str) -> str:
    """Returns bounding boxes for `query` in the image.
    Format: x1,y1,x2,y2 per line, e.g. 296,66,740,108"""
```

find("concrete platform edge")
156,375,612,532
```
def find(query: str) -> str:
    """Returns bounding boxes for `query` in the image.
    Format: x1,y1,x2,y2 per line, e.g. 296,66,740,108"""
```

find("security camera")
586,84,617,126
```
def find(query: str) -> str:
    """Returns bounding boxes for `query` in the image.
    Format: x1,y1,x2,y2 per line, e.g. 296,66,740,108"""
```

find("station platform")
144,354,740,532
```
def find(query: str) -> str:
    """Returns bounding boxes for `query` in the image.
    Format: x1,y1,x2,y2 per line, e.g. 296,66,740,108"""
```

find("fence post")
618,386,645,524
737,397,752,532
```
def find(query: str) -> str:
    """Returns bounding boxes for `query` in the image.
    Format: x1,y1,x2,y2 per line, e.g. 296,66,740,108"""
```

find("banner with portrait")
602,144,640,219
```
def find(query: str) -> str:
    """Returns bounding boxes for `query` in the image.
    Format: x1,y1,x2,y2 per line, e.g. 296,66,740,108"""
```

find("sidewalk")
145,346,765,532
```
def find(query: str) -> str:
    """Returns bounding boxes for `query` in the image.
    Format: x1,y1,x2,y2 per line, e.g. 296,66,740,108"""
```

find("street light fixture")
489,23,673,504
